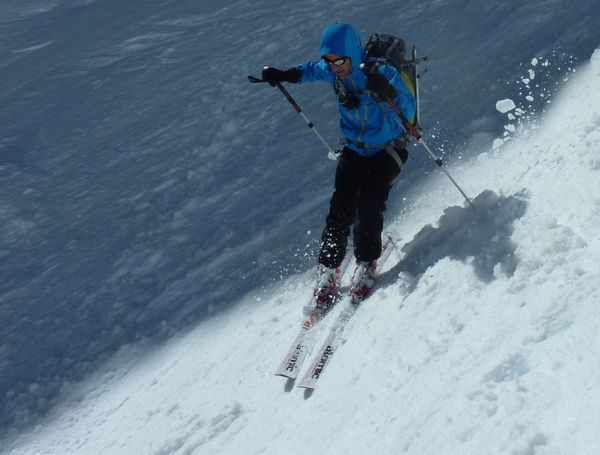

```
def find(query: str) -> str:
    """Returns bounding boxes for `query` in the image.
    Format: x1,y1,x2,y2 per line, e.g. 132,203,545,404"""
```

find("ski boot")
349,259,377,304
302,264,341,329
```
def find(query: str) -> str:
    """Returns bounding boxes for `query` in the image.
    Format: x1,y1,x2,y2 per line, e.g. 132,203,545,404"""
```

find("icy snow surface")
1,0,600,452
5,46,600,455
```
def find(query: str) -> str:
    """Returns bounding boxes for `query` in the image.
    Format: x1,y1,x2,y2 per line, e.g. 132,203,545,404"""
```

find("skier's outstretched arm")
261,59,333,86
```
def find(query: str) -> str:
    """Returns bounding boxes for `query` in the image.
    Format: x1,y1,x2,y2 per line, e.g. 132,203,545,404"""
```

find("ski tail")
274,329,310,380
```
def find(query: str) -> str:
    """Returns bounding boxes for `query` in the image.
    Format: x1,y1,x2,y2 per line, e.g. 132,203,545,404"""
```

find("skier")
261,23,416,321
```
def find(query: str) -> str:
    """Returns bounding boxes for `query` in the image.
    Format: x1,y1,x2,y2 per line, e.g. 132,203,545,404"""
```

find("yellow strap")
400,71,416,125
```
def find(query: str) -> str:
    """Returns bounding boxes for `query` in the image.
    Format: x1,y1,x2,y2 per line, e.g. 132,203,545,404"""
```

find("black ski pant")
319,146,407,268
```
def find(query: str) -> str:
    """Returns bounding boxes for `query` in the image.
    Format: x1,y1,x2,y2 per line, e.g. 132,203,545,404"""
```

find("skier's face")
324,54,351,79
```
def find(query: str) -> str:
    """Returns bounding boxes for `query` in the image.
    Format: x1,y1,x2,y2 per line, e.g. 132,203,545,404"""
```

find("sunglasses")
324,56,348,67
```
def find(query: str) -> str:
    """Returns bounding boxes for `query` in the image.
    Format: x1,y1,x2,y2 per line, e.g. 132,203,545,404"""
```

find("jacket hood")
319,23,364,71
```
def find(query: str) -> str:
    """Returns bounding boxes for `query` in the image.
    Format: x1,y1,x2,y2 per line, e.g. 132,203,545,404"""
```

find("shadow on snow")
383,189,529,288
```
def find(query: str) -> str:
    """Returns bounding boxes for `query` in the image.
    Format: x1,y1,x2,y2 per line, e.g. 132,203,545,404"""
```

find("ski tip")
383,231,397,244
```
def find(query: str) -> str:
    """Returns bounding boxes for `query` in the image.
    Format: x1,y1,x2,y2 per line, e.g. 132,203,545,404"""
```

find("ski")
295,303,353,389
274,249,354,380
274,326,313,380
297,234,396,389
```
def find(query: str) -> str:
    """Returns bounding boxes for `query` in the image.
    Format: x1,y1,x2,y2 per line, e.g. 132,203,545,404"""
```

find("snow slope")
5,49,600,455
2,0,600,443
2,1,599,435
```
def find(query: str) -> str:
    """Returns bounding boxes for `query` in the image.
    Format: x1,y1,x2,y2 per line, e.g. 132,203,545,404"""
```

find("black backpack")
364,33,427,130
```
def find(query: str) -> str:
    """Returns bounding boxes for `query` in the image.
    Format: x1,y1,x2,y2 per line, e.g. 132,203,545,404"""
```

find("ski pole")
385,98,476,209
360,62,475,208
248,75,339,160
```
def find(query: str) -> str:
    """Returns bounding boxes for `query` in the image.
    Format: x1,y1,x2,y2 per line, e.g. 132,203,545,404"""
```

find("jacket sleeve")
298,59,333,84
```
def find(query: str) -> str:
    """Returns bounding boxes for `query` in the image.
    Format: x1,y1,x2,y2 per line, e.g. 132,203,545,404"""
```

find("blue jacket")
298,23,416,156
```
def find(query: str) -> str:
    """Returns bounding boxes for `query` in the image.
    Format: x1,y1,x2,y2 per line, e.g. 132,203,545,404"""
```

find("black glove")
261,66,302,86
366,71,397,101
